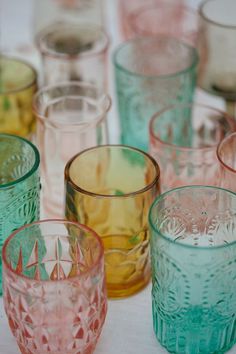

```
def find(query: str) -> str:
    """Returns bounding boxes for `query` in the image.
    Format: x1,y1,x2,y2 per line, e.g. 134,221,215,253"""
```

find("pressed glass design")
65,145,160,298
2,220,107,354
149,186,236,354
0,134,40,295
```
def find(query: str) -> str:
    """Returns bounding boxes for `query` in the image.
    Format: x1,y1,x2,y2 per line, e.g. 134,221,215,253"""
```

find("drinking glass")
65,145,160,298
36,22,109,87
149,102,236,192
149,185,236,354
127,3,198,46
0,134,40,295
198,0,236,117
0,56,37,138
2,220,107,354
217,132,236,192
33,81,111,218
113,36,198,152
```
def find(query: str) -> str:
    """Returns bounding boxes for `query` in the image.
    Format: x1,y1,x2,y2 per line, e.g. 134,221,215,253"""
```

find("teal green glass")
149,186,236,354
113,36,198,152
0,134,40,295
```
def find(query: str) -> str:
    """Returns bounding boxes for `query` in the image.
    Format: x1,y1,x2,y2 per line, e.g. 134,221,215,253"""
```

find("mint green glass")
113,36,198,151
149,186,236,354
0,134,40,295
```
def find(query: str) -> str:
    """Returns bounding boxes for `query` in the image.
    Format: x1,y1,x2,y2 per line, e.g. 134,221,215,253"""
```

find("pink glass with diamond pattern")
2,220,107,354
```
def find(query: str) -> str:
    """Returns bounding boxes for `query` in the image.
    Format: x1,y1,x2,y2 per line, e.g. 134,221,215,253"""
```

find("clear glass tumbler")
217,132,236,192
65,145,160,298
33,81,111,218
149,185,236,354
0,134,40,295
149,102,236,192
36,22,109,87
113,36,198,152
2,220,107,354
0,56,37,138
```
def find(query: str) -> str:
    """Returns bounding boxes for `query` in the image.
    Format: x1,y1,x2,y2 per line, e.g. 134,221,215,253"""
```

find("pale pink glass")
128,3,199,46
33,81,111,218
36,22,109,87
119,0,185,40
2,220,107,354
149,103,236,193
217,132,236,192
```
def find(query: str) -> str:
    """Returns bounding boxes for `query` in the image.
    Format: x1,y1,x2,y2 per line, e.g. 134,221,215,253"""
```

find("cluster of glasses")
1,0,236,353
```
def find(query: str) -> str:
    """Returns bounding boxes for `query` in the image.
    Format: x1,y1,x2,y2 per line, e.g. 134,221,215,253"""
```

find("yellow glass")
0,56,37,137
65,145,160,298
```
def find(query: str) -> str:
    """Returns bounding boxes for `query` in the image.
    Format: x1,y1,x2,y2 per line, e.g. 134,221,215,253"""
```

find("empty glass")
217,132,236,192
36,22,109,87
2,220,107,354
149,102,236,192
0,56,37,138
0,134,40,295
149,186,236,354
113,36,198,151
33,81,111,218
65,145,160,298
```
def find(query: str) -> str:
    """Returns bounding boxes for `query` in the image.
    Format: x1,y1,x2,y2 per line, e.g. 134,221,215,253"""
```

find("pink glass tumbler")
2,220,107,354
217,132,236,192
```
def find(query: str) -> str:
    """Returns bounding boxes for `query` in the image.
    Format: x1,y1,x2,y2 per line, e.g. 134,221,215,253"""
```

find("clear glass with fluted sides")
149,102,236,193
113,36,198,152
149,186,236,354
65,145,160,298
2,220,107,354
34,81,111,218
0,134,40,295
36,22,109,87
217,132,236,192
127,3,198,46
0,56,37,138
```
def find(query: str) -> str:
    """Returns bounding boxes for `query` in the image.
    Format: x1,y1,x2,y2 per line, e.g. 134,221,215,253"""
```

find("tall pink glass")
2,220,107,354
217,132,236,192
149,102,236,192
33,81,111,218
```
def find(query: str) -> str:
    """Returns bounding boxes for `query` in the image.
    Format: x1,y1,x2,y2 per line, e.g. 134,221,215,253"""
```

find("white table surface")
1,0,236,353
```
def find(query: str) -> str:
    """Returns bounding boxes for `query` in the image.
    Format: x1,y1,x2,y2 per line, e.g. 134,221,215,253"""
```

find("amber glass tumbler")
65,145,160,298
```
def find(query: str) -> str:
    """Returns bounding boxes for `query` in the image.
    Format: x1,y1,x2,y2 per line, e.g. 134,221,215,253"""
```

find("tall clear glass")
149,186,236,354
33,81,111,218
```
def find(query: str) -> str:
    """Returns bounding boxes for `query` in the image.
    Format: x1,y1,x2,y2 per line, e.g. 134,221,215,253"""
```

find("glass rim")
0,134,40,189
149,102,235,152
199,0,236,29
35,22,110,59
112,35,198,80
2,219,104,283
129,3,197,34
33,81,112,128
149,185,236,250
217,131,236,173
65,144,160,198
0,55,37,95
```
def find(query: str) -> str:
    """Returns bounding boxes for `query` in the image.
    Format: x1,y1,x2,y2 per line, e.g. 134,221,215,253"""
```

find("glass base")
107,275,150,299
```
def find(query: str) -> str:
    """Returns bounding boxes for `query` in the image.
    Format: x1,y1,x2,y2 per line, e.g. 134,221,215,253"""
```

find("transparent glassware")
149,185,236,354
2,220,107,354
0,56,37,138
65,145,160,298
149,102,236,193
33,81,111,218
198,0,236,117
0,134,40,295
217,132,236,192
36,22,109,87
113,36,198,152
127,3,198,46
33,0,105,36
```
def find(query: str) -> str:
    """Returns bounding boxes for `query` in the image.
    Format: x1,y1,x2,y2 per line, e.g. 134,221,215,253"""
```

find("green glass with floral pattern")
149,186,236,354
